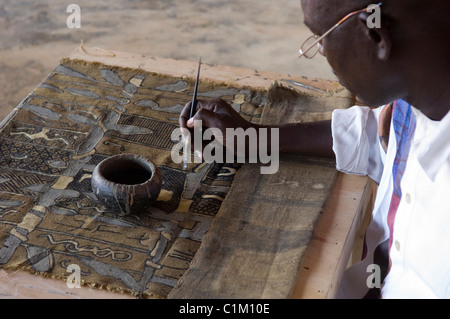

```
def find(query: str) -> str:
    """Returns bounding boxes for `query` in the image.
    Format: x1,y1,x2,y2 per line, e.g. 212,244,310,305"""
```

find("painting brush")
190,57,202,118
183,58,202,170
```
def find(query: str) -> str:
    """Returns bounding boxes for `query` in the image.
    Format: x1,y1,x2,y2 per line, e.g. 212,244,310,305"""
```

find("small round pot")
91,154,162,216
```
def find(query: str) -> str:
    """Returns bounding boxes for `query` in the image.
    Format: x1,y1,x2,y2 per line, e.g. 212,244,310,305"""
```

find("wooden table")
0,47,375,299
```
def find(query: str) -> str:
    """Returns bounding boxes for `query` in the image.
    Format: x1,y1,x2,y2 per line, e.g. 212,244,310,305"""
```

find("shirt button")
405,193,412,204
395,240,401,251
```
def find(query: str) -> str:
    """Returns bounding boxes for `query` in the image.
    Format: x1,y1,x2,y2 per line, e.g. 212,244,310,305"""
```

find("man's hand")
179,98,253,132
179,98,256,157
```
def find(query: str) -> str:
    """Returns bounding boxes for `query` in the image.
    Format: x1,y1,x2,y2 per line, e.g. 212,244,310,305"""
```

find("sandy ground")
0,0,335,121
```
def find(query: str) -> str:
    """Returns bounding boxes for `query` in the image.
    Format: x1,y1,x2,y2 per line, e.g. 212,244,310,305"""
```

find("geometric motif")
0,137,73,175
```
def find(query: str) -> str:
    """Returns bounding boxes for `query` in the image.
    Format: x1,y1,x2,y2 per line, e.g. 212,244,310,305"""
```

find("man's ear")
358,12,391,61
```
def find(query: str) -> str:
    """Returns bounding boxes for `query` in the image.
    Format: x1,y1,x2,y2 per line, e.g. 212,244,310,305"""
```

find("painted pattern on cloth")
0,58,266,298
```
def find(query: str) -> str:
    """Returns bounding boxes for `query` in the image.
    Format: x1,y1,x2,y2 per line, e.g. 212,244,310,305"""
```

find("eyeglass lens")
299,35,320,59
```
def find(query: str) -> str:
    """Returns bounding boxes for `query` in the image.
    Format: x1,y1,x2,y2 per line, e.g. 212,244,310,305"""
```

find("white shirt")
332,102,450,299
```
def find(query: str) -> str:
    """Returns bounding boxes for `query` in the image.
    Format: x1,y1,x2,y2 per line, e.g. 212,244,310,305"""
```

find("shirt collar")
417,110,450,181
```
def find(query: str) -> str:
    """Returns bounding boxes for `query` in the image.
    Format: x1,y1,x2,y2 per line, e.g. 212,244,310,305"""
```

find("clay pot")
91,154,162,216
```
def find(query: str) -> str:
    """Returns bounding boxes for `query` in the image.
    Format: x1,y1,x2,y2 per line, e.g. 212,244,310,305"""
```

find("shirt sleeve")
331,105,385,184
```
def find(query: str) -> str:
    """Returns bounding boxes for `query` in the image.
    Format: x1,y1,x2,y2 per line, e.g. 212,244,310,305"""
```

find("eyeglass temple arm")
299,2,383,58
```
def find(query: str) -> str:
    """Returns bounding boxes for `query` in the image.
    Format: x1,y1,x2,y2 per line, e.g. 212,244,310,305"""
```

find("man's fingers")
180,98,234,130
190,107,226,130
179,99,209,129
179,101,193,129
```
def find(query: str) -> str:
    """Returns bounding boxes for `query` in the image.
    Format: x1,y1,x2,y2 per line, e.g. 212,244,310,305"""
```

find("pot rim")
93,153,161,188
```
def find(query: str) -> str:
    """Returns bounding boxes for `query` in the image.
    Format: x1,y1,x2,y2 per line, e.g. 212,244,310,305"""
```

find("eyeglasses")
299,2,383,59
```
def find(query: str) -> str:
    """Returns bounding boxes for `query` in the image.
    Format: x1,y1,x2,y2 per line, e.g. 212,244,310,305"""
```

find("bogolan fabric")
169,82,356,299
0,58,266,298
0,57,355,298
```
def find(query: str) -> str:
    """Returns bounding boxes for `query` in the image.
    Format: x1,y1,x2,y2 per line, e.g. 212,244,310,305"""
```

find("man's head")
301,0,450,119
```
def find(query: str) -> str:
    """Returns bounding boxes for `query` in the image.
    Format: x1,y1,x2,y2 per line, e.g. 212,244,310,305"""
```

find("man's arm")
261,120,334,158
180,98,335,159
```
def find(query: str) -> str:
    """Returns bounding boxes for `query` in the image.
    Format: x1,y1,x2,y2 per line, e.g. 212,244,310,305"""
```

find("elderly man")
179,0,450,298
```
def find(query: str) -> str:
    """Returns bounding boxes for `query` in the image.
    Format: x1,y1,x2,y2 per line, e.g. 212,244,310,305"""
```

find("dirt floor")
0,0,335,121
